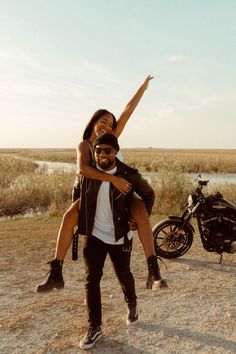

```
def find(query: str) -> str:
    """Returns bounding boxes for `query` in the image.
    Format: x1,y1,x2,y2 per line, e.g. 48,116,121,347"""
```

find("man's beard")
97,158,115,170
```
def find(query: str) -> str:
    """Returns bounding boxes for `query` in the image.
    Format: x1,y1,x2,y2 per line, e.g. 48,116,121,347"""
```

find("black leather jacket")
78,158,155,241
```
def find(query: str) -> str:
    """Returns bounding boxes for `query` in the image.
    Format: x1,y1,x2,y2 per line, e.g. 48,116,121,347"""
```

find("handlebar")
198,180,209,187
195,179,209,195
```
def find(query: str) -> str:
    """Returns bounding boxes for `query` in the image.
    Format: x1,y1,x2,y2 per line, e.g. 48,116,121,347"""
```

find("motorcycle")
153,177,236,263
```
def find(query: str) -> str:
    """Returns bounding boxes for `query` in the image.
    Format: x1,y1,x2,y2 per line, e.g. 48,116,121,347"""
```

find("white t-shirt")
92,164,132,245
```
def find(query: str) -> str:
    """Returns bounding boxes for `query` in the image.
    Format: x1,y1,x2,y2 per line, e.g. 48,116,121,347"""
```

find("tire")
153,218,193,259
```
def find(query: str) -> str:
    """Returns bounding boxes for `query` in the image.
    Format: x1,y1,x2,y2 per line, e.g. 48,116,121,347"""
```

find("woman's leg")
35,198,80,293
130,197,168,289
130,197,155,258
55,198,80,260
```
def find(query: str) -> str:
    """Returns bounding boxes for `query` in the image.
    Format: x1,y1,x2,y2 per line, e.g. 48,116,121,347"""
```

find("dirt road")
0,216,235,353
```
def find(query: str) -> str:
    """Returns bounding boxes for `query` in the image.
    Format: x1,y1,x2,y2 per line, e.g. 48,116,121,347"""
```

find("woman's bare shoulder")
77,140,91,152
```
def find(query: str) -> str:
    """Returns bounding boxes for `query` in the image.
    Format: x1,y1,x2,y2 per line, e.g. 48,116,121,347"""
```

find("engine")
201,216,236,253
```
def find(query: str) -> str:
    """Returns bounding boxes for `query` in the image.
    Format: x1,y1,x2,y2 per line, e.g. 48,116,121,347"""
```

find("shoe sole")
79,332,102,349
126,318,139,325
146,283,153,289
34,283,65,293
152,280,168,290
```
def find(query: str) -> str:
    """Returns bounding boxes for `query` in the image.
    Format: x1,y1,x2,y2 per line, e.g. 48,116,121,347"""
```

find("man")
78,133,165,350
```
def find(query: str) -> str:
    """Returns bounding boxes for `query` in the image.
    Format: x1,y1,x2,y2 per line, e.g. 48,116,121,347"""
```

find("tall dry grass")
151,169,236,215
1,148,236,173
0,148,76,163
151,166,194,215
1,151,236,217
0,156,37,189
122,148,236,173
0,156,74,217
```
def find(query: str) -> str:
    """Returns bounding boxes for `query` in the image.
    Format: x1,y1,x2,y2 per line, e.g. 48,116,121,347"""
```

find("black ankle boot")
35,259,64,293
146,255,168,290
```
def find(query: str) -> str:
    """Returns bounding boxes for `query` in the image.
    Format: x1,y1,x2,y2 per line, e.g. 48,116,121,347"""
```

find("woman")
35,75,168,293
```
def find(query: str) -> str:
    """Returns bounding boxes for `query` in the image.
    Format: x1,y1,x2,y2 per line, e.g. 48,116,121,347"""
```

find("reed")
1,153,236,218
0,148,76,163
122,148,236,173
1,148,236,173
151,170,236,215
0,156,74,217
0,156,37,189
151,166,194,215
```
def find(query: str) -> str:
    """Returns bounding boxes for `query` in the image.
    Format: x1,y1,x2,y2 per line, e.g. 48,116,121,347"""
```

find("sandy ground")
0,216,235,354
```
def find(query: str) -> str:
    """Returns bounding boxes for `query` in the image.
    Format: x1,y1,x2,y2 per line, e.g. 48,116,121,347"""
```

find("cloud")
157,93,236,116
0,45,125,100
167,55,191,62
0,77,95,99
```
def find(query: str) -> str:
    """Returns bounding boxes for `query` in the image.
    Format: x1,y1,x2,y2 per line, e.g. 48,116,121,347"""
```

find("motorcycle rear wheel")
153,218,193,259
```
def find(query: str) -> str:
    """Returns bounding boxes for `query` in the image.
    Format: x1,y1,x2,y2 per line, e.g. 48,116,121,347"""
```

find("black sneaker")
126,303,138,325
79,326,102,349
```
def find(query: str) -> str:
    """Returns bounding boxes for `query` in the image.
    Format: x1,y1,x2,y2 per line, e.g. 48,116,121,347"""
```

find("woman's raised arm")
112,75,154,138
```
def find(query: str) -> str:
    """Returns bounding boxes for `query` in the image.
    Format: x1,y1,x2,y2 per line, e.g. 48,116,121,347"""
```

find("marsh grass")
0,156,74,217
122,148,236,173
0,148,76,163
1,149,236,217
1,148,236,173
0,156,37,189
152,166,194,215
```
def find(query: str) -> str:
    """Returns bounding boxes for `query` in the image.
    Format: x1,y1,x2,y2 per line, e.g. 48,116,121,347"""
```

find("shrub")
151,165,193,215
0,157,75,217
0,156,37,189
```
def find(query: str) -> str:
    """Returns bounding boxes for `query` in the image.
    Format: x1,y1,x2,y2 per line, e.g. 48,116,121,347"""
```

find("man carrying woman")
35,75,168,293
79,133,155,349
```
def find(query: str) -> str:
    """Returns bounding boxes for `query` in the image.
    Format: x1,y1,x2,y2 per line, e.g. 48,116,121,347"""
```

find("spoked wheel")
153,218,193,259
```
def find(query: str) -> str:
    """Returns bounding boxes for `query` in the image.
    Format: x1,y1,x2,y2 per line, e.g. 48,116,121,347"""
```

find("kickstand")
219,254,223,264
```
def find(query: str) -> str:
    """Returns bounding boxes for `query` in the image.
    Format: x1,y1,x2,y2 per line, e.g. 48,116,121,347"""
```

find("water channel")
36,160,236,185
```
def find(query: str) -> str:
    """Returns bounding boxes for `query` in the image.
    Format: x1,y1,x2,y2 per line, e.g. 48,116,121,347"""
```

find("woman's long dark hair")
83,109,117,140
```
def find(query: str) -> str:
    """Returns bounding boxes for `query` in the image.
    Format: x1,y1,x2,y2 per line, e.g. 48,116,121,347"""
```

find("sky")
0,0,236,149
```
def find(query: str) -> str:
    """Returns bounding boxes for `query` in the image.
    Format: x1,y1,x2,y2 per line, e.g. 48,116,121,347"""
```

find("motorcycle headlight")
187,194,193,207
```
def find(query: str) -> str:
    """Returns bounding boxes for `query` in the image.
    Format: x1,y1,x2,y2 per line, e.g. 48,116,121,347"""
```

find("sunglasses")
94,147,114,155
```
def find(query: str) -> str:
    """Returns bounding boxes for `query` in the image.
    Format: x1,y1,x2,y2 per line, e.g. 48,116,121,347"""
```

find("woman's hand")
142,75,154,90
128,218,138,231
111,175,132,194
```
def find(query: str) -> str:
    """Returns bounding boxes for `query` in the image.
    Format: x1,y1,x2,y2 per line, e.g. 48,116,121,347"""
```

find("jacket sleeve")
131,173,155,215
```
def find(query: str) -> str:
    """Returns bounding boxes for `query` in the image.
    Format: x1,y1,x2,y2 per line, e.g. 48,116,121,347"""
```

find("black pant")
83,235,137,327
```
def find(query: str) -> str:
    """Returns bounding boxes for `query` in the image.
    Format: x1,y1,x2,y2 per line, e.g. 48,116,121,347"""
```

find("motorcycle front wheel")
153,218,193,259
